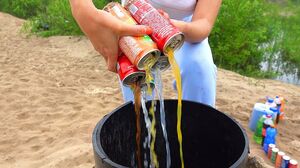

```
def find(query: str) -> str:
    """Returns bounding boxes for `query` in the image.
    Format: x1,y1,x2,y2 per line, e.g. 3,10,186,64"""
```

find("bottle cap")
269,107,278,112
268,97,274,103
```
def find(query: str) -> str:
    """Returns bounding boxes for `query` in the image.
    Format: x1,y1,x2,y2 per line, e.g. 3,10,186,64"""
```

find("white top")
121,0,197,20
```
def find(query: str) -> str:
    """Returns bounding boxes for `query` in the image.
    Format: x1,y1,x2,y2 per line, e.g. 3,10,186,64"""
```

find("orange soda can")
275,151,285,168
289,159,298,168
117,53,145,86
103,2,160,70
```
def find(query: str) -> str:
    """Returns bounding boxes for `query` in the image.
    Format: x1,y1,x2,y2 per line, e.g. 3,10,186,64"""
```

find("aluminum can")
125,0,185,54
271,148,279,163
268,144,276,159
282,155,291,168
117,53,146,86
275,151,285,168
289,159,298,168
104,2,160,70
152,55,170,71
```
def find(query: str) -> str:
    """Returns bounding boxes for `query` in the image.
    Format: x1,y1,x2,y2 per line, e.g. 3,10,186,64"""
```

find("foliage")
0,0,299,78
209,0,282,76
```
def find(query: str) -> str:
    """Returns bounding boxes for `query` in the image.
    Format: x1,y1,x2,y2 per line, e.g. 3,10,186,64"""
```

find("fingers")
119,24,152,36
158,9,170,20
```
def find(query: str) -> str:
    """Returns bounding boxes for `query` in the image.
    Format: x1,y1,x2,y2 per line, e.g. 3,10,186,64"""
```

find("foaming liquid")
153,69,171,168
133,82,142,168
144,57,159,168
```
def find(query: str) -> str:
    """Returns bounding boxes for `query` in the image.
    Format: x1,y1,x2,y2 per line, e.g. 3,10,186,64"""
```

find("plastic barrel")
92,100,249,168
249,103,274,132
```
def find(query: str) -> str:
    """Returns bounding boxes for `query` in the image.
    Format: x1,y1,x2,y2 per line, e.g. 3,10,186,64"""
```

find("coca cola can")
117,53,146,86
125,0,185,54
104,2,160,70
289,159,298,168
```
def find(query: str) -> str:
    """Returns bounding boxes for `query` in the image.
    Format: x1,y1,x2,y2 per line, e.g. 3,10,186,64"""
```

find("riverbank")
0,13,299,168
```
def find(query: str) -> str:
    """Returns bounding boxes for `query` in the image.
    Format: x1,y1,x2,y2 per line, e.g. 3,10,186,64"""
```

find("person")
69,0,222,107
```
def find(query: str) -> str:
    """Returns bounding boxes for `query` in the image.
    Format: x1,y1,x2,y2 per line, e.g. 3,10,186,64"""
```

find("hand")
157,9,188,35
70,1,152,72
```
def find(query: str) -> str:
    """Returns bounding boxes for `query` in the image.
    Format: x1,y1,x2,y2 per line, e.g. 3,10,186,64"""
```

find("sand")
0,12,299,168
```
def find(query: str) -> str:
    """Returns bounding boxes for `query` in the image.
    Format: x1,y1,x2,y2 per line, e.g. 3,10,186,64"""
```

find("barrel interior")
96,100,247,168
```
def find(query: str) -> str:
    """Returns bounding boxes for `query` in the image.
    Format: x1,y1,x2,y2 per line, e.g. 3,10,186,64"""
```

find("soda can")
125,0,185,54
271,148,279,163
289,159,298,168
151,55,170,71
282,155,291,168
268,144,276,159
275,151,285,168
104,2,160,70
141,79,155,92
117,53,146,86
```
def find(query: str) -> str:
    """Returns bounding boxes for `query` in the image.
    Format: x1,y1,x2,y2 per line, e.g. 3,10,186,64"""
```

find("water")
153,69,171,168
261,48,300,85
167,49,184,168
141,89,153,168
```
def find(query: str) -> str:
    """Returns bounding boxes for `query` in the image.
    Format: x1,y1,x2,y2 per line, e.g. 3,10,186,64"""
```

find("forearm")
182,19,212,43
69,0,97,20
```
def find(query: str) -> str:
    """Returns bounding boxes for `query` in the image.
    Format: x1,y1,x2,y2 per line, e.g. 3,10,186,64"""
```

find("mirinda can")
117,53,145,86
104,2,160,70
125,0,185,55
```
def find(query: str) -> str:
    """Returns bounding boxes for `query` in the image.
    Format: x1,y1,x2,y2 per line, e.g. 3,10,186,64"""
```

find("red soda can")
104,2,160,70
117,53,146,86
125,0,185,54
289,159,298,168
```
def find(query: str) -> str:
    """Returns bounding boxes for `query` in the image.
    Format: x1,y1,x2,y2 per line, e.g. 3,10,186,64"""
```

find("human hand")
70,1,152,72
157,9,188,34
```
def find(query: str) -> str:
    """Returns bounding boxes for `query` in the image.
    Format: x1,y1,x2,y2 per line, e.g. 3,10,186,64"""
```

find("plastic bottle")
249,103,271,132
274,96,281,106
253,114,267,145
274,96,282,124
261,114,274,146
270,107,279,124
265,97,277,108
263,127,277,153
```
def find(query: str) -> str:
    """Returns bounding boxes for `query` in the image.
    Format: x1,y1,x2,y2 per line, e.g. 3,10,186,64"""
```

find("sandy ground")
0,12,299,168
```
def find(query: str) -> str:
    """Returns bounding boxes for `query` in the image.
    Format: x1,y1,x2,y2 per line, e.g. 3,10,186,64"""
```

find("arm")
172,0,222,43
69,0,151,72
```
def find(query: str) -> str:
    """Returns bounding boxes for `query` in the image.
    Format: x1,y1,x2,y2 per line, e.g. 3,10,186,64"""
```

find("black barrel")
92,100,249,168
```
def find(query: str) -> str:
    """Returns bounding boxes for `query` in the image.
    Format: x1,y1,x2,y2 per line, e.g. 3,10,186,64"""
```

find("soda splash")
143,57,160,168
153,68,171,168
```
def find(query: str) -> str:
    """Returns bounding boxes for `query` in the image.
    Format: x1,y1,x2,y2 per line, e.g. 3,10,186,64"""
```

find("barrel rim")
92,99,249,168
